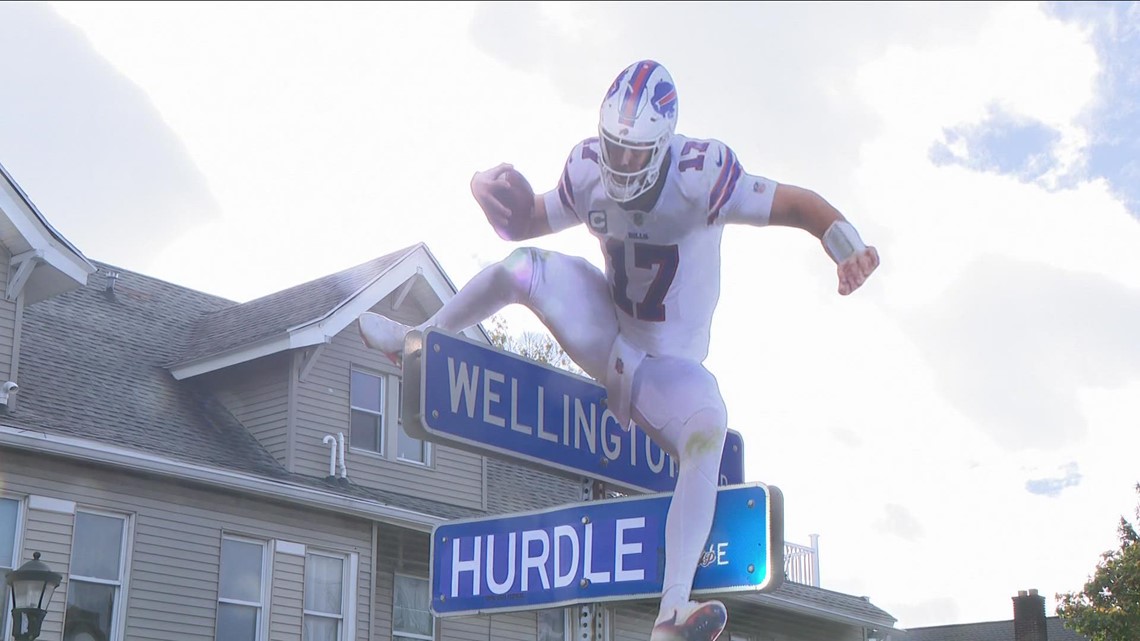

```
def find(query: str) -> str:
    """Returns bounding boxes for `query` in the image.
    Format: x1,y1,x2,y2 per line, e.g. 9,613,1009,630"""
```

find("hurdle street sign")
402,327,745,495
430,481,784,616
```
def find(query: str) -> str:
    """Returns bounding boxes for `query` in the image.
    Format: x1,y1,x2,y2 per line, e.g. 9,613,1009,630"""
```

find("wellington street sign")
402,327,745,494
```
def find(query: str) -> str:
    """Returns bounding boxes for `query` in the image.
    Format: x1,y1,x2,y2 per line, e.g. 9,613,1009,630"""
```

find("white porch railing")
783,533,820,587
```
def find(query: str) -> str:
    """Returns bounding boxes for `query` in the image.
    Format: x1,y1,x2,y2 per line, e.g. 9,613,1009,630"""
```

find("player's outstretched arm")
769,184,880,296
471,163,554,241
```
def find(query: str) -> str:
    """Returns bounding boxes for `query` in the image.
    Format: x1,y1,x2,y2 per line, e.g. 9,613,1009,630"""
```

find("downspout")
371,522,379,640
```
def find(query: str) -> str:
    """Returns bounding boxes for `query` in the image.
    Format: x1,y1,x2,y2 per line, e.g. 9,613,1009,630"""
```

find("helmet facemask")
598,127,671,203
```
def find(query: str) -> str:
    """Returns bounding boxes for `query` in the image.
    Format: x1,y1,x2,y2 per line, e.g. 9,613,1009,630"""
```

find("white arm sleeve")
719,172,778,227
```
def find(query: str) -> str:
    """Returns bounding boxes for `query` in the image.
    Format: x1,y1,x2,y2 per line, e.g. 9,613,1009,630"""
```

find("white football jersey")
543,134,779,362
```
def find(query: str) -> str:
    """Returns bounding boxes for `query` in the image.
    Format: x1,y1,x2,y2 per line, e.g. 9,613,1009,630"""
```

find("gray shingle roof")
16,263,285,474
14,256,481,521
170,244,417,366
903,616,1089,640
767,580,896,623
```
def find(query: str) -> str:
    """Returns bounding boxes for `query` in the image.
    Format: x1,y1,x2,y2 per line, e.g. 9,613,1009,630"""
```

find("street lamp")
5,552,61,641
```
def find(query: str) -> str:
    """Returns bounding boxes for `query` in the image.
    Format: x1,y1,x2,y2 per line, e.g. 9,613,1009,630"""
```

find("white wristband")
823,220,866,263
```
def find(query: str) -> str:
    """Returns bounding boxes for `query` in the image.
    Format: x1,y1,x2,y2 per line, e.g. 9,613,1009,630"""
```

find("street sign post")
430,482,784,617
402,328,745,494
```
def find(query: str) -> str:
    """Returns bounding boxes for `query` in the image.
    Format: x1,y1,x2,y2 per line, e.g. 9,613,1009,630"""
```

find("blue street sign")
402,328,745,494
430,482,784,616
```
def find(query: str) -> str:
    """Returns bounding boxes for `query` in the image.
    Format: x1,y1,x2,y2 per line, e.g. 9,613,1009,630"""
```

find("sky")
1,0,1138,632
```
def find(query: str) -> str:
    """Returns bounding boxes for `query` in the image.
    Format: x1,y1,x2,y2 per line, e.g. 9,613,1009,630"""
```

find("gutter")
0,424,445,533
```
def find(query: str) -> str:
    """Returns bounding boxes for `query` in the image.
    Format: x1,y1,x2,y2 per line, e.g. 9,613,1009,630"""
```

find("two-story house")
0,160,900,641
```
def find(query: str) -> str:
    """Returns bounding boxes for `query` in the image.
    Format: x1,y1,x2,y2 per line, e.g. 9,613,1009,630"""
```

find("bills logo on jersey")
588,210,608,233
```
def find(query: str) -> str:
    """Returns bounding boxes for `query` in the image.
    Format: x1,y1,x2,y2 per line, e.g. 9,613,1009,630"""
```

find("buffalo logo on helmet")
651,80,677,119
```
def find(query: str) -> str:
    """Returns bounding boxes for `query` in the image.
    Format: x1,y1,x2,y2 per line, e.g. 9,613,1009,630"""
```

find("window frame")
0,496,25,641
392,572,434,641
302,549,355,641
216,534,270,641
64,508,131,641
349,367,386,456
538,607,570,641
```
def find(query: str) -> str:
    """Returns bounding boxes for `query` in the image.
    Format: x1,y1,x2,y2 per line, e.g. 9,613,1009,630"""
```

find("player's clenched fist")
837,246,879,296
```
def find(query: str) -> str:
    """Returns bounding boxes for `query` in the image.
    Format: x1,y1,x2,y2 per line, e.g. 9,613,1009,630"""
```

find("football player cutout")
360,60,879,641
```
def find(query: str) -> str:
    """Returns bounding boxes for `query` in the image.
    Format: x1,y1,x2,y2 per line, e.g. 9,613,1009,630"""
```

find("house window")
396,381,430,465
538,608,567,641
304,551,347,641
64,510,128,641
0,498,21,637
217,536,267,641
349,369,384,454
393,574,433,640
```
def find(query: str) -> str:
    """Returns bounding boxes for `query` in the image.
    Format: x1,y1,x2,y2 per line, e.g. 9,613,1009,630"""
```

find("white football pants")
420,248,728,618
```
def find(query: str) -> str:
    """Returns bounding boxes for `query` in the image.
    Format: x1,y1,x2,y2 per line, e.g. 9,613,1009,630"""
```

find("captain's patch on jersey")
588,210,608,233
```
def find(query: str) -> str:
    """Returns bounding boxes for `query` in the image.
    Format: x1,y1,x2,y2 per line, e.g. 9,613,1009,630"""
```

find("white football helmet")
598,60,678,203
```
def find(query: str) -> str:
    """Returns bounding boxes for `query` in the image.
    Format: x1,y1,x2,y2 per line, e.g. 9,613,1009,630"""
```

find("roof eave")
0,423,444,532
732,590,900,632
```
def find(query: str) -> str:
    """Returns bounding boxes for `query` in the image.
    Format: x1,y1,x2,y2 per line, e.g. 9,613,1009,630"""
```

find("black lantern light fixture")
5,552,61,641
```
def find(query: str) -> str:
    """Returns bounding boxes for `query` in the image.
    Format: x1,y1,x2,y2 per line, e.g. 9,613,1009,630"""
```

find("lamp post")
5,552,61,641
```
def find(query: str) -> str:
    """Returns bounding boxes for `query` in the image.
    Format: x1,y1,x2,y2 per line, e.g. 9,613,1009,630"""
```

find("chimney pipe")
104,270,119,293
1013,588,1047,641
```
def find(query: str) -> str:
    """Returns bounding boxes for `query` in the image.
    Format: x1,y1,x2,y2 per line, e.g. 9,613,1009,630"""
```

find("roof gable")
167,242,467,379
0,161,96,303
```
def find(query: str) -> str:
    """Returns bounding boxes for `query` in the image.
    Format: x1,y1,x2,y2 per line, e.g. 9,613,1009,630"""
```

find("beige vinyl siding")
0,247,18,382
0,450,374,640
203,353,292,466
439,615,494,641
20,502,73,641
612,601,661,641
487,611,538,641
270,547,305,640
290,324,485,510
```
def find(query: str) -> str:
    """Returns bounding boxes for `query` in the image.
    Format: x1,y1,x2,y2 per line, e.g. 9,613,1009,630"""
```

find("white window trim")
218,534,271,641
302,549,356,641
393,379,432,467
67,508,132,641
0,495,26,641
350,367,386,456
392,572,434,641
